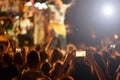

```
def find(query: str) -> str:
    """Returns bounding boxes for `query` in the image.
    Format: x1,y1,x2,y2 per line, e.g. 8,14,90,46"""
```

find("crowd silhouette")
0,37,120,80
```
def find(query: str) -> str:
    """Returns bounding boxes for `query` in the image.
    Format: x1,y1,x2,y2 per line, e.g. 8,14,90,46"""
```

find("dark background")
65,0,120,46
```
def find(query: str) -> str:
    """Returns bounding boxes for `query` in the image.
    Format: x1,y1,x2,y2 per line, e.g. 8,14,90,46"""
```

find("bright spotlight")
102,4,115,17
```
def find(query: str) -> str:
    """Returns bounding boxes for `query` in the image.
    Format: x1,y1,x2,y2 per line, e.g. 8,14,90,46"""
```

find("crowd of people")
0,0,120,80
0,39,120,80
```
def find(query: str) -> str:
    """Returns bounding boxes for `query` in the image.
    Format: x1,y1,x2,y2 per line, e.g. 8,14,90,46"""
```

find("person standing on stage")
46,0,75,54
17,13,33,47
34,7,46,46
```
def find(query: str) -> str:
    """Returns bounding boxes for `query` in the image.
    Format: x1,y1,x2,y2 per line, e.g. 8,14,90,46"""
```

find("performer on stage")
14,13,33,47
34,8,45,46
46,0,75,54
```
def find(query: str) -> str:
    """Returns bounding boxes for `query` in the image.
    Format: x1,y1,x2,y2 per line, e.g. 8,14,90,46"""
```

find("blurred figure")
13,52,24,74
93,53,111,80
0,53,19,80
40,61,51,77
20,50,51,80
16,13,33,47
66,43,76,53
115,65,120,80
68,57,93,80
108,53,119,80
49,48,63,65
49,60,63,79
34,8,45,46
46,0,75,55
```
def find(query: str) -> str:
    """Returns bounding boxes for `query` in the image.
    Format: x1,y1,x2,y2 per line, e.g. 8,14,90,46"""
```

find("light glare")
102,4,114,17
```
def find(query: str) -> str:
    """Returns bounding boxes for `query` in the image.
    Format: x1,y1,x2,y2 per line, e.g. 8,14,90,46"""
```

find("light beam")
102,4,115,17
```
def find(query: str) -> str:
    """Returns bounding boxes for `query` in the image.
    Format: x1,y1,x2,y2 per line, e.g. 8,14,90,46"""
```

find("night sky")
65,0,120,46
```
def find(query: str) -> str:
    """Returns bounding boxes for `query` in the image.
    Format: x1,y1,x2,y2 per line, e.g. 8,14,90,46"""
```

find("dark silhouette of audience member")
50,48,63,65
0,53,19,80
49,60,63,80
40,50,48,63
93,53,111,80
108,55,119,79
35,45,41,52
102,51,111,65
40,61,51,77
68,57,93,80
114,65,120,80
13,52,25,74
20,50,51,80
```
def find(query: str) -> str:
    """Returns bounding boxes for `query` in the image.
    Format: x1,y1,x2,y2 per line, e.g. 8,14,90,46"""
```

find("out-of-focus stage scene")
0,0,120,80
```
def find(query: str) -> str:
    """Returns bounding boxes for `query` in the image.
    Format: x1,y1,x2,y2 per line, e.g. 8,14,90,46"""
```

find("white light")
102,4,115,17
25,2,32,6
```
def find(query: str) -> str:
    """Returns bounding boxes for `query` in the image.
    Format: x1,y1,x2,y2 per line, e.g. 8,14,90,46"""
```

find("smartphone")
75,51,86,57
110,44,116,48
15,48,22,53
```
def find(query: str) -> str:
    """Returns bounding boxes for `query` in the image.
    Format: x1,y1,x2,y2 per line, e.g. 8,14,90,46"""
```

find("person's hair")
40,50,48,63
35,45,41,52
27,50,40,69
2,53,12,65
14,53,23,65
40,61,51,76
102,51,110,63
53,60,63,69
62,0,72,4
49,60,63,78
93,53,107,72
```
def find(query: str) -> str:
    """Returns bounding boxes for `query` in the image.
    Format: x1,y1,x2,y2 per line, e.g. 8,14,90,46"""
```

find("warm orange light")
114,34,119,40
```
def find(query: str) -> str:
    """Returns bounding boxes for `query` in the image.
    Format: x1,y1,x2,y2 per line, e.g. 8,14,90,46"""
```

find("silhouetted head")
27,50,40,69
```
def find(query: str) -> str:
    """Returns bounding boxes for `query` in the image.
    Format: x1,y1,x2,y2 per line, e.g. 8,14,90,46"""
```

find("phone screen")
16,48,21,52
75,51,86,57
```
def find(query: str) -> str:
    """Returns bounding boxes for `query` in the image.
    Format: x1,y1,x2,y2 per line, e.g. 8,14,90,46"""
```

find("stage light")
102,4,115,17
